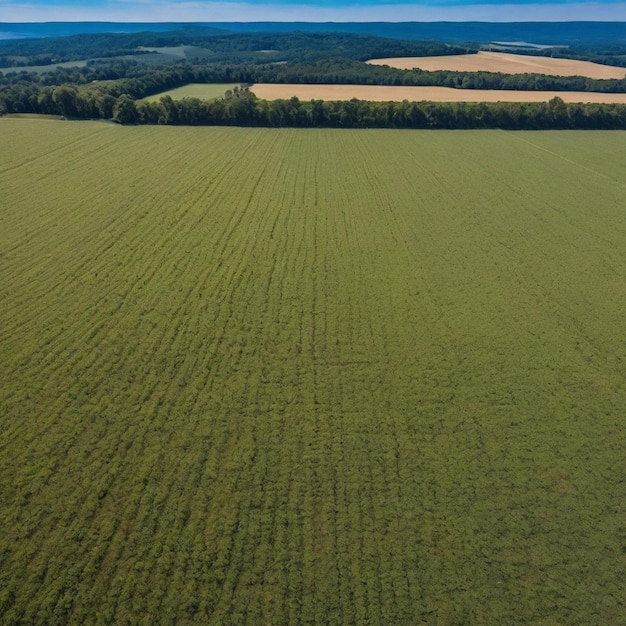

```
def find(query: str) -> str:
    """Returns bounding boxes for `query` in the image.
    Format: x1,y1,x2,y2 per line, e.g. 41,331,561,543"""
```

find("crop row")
1,121,625,624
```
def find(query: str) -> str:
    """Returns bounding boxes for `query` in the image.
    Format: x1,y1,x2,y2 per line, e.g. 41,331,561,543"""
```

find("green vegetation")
3,66,626,128
0,30,467,68
2,29,626,129
141,83,241,102
1,119,625,624
2,58,626,129
0,59,88,75
127,92,626,129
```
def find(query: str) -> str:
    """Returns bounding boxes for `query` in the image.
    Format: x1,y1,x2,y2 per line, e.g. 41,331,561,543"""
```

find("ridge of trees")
0,31,471,68
116,92,626,129
2,28,626,70
2,79,625,130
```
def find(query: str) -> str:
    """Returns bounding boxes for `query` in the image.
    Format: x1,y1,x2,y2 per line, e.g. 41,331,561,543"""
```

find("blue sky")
2,0,626,22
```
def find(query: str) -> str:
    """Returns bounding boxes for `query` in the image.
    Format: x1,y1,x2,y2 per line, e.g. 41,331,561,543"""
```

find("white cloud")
2,1,626,22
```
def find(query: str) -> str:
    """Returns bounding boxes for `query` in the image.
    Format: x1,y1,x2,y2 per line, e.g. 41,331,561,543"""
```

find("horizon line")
3,17,626,22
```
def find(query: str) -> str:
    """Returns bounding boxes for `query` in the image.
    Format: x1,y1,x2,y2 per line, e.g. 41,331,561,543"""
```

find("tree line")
251,59,626,93
119,92,626,130
2,76,626,130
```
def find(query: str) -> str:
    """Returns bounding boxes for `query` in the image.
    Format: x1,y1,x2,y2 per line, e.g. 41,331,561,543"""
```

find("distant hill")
1,21,625,46
0,22,227,41
210,22,626,46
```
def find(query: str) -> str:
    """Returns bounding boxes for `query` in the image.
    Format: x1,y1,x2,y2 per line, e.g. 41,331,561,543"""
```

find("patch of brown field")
367,51,626,80
251,83,626,104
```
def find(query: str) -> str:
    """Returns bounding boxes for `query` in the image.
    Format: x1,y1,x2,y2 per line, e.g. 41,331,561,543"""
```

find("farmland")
367,51,626,79
141,83,241,102
3,26,626,128
251,83,626,103
1,119,626,624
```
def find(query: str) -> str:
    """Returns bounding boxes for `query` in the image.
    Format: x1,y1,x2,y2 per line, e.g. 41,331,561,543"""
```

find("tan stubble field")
367,51,626,80
251,83,626,103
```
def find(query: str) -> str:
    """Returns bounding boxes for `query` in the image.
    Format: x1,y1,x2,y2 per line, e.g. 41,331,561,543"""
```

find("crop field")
1,119,625,625
251,82,626,103
367,51,626,79
142,84,242,103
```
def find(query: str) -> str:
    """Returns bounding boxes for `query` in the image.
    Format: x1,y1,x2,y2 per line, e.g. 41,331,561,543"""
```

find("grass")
141,83,242,103
137,45,189,58
0,59,88,75
0,119,625,624
3,113,66,120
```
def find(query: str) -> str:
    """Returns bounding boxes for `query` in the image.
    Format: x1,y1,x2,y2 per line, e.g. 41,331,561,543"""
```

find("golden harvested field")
251,83,626,104
367,51,626,79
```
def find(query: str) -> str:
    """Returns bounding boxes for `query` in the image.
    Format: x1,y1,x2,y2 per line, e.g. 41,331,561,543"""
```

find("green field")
0,59,88,75
141,83,242,103
1,119,625,625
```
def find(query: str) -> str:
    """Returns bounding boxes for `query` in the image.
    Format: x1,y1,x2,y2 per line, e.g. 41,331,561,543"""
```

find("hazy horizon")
2,0,626,23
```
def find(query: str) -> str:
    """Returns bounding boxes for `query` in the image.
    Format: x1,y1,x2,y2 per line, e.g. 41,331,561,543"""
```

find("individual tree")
112,94,138,124
52,85,79,117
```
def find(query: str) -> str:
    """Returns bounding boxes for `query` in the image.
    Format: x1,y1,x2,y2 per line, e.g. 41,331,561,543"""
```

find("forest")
2,28,626,128
0,30,470,68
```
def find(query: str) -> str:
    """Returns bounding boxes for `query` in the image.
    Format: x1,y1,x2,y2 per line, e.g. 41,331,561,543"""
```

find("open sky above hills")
2,0,626,22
